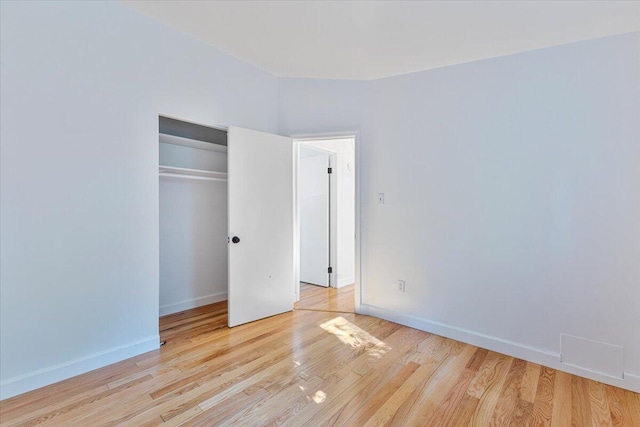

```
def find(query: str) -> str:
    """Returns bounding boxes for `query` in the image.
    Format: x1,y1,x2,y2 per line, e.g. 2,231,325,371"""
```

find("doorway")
294,136,356,313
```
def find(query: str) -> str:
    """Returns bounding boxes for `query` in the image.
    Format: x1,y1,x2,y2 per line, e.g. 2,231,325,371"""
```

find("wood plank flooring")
1,300,638,426
294,283,355,313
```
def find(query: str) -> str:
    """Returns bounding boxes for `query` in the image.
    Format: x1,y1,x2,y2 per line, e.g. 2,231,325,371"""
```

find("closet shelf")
160,133,227,153
159,165,227,181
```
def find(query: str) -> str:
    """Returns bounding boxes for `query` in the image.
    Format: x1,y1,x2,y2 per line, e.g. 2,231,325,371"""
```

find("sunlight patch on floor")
320,316,391,358
312,390,327,404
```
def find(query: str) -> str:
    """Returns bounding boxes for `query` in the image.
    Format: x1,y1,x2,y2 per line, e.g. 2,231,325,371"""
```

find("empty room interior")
0,1,639,426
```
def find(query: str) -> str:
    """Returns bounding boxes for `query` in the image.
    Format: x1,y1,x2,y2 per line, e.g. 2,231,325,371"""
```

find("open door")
299,148,330,287
228,126,294,327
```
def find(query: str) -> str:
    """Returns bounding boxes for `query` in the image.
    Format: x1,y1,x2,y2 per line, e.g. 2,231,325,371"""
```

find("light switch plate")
378,193,384,205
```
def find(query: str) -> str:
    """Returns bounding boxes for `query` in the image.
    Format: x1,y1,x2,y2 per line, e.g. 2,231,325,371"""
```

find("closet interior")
159,116,228,316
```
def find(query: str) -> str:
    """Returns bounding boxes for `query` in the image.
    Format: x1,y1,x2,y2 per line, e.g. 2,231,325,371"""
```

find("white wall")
334,140,355,287
0,1,278,399
280,32,640,391
279,78,369,136
159,177,228,315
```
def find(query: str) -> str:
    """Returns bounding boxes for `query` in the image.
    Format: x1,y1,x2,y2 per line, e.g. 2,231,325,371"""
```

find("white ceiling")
122,1,640,80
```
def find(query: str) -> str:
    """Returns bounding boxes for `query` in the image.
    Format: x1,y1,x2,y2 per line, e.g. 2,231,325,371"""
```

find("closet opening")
158,116,229,330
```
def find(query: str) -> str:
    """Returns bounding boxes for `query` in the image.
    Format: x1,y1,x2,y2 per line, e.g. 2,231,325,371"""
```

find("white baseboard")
337,276,355,288
359,304,640,393
159,292,227,316
0,335,159,401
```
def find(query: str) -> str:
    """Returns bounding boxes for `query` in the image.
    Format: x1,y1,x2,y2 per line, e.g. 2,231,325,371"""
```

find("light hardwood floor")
1,299,638,426
294,283,355,313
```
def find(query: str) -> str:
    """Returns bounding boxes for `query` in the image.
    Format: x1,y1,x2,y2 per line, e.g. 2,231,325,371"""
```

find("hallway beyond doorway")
295,283,355,313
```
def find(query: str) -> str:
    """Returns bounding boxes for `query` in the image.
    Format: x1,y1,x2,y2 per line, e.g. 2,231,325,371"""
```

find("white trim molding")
359,304,640,393
0,335,160,400
159,292,228,317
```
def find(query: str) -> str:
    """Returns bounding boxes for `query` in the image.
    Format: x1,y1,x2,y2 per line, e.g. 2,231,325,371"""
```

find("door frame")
292,132,361,314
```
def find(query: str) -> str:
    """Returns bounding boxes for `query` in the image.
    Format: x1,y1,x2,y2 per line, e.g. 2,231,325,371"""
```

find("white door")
228,126,294,327
299,148,330,287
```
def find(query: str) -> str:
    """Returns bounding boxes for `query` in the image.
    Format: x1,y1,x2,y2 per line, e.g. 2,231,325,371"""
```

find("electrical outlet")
397,280,406,293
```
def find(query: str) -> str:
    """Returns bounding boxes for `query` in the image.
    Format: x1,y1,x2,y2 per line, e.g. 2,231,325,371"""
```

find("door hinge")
328,167,332,174
328,267,333,274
